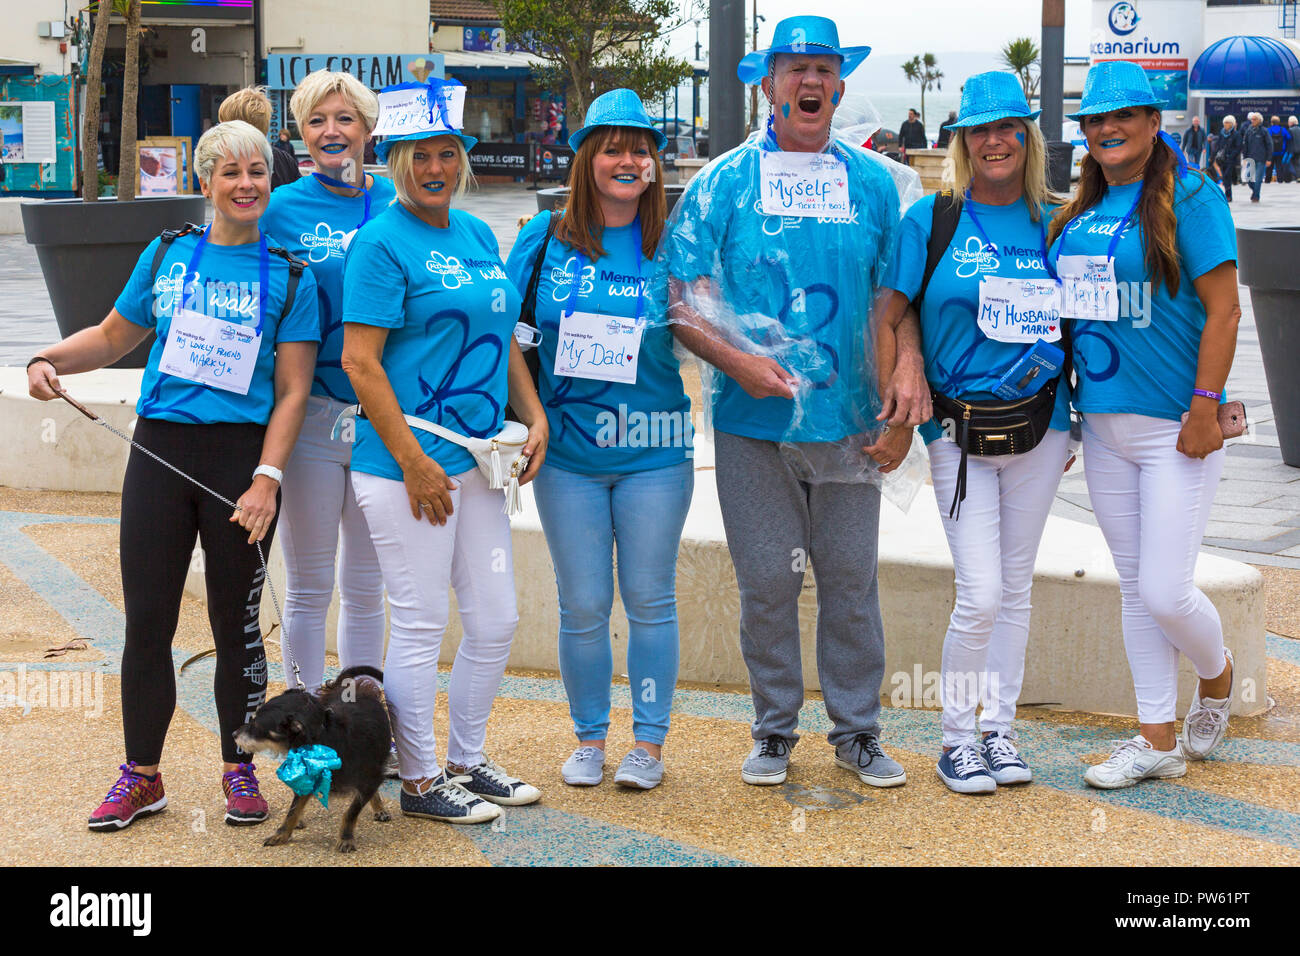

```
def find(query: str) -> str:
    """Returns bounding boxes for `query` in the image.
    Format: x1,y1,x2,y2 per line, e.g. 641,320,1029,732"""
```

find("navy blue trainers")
936,743,996,794
445,758,541,806
981,731,1032,785
399,773,501,824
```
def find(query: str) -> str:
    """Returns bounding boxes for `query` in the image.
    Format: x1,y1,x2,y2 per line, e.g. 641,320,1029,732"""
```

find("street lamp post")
1041,0,1072,190
709,0,746,158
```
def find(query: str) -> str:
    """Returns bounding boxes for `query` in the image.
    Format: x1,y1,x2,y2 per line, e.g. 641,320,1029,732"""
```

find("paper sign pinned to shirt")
759,151,851,220
977,277,1063,344
554,310,645,385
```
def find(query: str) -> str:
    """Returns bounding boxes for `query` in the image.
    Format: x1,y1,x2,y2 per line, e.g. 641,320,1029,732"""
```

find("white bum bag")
332,405,529,515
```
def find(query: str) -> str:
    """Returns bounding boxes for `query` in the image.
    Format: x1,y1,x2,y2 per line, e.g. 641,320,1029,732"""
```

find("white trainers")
1181,649,1234,761
561,746,606,786
1084,735,1187,790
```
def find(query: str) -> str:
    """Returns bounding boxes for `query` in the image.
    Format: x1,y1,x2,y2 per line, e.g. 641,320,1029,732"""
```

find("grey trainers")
613,747,664,790
561,746,606,786
835,732,907,787
741,735,793,786
1181,649,1234,760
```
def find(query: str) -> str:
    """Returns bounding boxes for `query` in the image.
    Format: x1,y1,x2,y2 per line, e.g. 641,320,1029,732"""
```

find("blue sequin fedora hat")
736,15,871,85
568,88,668,152
1067,60,1165,121
374,78,477,163
947,71,1041,128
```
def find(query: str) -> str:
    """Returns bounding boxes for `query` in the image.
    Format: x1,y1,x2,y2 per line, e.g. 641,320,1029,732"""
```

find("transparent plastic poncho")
650,93,927,508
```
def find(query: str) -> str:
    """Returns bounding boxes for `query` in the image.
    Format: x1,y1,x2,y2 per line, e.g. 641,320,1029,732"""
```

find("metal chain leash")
52,386,301,687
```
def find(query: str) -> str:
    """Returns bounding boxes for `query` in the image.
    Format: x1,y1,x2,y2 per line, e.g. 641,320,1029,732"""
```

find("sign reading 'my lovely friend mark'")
759,151,851,220
372,83,467,138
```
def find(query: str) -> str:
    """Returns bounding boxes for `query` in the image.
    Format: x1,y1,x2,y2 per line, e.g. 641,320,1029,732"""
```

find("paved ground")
3,178,1300,865
2,489,1299,865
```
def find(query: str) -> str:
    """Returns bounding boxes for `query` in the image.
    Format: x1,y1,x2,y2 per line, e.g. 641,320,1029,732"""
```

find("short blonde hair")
385,136,475,209
289,70,379,134
218,87,273,136
941,116,1061,222
195,120,273,185
1223,115,1236,128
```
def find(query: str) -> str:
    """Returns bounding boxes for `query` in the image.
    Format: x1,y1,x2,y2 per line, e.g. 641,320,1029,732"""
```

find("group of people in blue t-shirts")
27,14,1244,841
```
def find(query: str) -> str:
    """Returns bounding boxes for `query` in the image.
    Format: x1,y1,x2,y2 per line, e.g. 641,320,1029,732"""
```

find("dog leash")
52,385,302,687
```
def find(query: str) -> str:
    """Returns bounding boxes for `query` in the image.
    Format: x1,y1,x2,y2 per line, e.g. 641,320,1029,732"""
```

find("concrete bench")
0,365,1267,718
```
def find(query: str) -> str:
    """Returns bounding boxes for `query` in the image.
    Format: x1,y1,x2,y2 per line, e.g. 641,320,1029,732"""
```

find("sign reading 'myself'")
265,54,444,91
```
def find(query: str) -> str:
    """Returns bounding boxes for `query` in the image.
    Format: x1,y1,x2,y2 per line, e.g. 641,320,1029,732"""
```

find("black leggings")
120,417,276,765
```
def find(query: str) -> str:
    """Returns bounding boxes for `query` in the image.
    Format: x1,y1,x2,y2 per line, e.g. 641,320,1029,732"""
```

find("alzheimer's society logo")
550,257,595,302
952,236,999,279
1109,2,1139,36
300,221,348,262
425,251,473,289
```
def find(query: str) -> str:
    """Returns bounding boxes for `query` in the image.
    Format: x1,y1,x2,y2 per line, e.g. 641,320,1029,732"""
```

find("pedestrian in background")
1214,115,1241,201
1242,112,1271,202
1266,114,1290,183
936,109,957,148
1289,116,1300,182
1182,115,1206,169
900,107,928,151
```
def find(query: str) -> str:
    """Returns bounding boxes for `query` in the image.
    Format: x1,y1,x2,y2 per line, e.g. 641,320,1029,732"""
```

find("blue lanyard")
564,220,645,322
1053,185,1143,268
185,228,270,335
961,191,1049,266
312,171,373,231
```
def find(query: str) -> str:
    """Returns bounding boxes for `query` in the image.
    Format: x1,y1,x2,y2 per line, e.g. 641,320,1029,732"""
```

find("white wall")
263,0,429,56
4,0,76,76
1203,5,1290,46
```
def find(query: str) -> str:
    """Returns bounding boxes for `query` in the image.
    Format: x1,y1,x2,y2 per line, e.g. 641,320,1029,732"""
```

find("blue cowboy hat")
947,71,1041,129
568,88,668,152
1066,60,1165,121
374,78,477,164
737,15,871,86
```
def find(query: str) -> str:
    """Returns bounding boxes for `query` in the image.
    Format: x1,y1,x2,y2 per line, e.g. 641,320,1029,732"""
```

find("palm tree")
1000,37,1040,105
902,53,943,132
81,0,144,201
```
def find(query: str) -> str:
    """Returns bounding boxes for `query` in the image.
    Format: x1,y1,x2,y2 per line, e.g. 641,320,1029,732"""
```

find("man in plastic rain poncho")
652,15,930,790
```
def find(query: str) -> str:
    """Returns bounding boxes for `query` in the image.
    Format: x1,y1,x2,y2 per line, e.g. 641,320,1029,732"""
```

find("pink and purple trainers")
88,762,167,832
222,762,269,826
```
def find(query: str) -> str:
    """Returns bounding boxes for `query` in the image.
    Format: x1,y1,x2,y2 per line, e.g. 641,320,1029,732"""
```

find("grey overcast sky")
665,0,1096,58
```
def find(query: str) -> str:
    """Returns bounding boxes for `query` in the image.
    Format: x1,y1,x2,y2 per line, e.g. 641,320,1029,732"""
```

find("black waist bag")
931,378,1059,520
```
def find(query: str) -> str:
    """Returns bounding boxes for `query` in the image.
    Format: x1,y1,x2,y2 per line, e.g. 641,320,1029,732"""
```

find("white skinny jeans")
1082,413,1227,724
278,395,386,691
929,428,1070,747
352,467,518,778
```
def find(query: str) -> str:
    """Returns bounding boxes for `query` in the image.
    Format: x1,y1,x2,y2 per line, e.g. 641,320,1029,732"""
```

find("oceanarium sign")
1089,0,1202,112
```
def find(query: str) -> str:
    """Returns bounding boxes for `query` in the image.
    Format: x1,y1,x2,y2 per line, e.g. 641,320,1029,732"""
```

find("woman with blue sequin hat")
341,77,547,823
878,71,1071,795
1049,59,1240,790
506,88,691,791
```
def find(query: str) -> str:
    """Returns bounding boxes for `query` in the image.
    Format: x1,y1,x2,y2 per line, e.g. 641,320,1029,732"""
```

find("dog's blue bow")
277,745,342,808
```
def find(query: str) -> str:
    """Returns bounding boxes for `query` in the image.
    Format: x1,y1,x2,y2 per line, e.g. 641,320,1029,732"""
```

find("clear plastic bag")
651,120,923,501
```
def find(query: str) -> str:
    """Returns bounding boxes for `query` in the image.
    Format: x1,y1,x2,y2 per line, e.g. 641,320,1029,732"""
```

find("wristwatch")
253,464,284,484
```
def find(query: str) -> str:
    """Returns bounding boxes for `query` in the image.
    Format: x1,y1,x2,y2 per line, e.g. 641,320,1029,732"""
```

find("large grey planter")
22,196,208,368
1238,225,1300,466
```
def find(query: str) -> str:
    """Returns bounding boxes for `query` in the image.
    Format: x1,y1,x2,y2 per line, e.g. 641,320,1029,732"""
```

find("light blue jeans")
532,460,694,745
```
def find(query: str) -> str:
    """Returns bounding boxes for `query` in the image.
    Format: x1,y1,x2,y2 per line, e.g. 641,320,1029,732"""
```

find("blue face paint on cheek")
831,91,839,105
782,102,791,118
1016,131,1025,147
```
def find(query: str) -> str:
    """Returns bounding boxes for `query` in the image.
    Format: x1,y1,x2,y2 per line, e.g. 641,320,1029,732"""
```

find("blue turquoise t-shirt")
883,194,1072,444
342,204,522,480
1047,173,1236,422
261,172,398,403
506,212,691,475
652,135,900,442
114,230,320,425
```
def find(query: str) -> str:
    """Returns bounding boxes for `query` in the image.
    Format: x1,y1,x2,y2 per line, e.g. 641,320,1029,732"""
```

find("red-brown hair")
554,126,666,260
